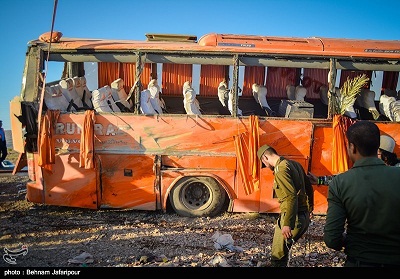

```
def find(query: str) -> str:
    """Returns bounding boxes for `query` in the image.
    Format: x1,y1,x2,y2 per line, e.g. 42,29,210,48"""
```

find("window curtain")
121,63,136,93
339,70,372,89
302,68,329,99
38,110,60,173
98,62,121,88
243,66,265,97
381,71,399,91
98,62,152,92
265,67,297,99
199,65,228,96
332,114,356,173
234,115,260,195
162,64,192,96
141,64,153,89
79,110,96,169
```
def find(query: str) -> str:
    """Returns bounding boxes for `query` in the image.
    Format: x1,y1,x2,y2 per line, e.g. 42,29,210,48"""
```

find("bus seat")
383,89,398,99
140,89,157,115
72,76,83,99
356,88,380,120
183,81,201,115
255,84,274,116
218,79,229,107
183,81,191,96
319,85,329,105
92,88,110,113
295,85,307,101
44,85,70,112
286,85,296,100
111,78,133,111
92,85,120,113
59,78,84,111
147,79,164,114
79,76,93,109
379,94,400,122
252,83,260,103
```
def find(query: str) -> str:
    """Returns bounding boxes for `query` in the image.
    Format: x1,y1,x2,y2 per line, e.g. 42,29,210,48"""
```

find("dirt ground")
0,173,346,269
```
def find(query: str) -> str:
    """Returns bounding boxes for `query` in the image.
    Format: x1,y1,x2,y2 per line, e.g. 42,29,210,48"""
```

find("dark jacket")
324,157,400,265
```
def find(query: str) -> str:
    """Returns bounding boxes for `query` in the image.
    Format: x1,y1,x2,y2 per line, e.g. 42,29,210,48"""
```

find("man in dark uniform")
257,145,314,267
324,121,400,267
0,120,7,167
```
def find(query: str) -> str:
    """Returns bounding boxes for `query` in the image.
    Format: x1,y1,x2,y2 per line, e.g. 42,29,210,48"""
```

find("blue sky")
1,0,399,130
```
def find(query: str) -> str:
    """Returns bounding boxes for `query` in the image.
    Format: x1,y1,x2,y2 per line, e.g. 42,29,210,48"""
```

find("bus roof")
33,32,400,60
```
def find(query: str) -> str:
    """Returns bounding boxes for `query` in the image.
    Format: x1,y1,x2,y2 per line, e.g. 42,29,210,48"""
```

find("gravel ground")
0,173,346,269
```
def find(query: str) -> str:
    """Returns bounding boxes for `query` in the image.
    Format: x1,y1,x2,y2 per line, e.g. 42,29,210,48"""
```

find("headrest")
80,76,87,87
319,85,329,105
286,85,296,100
252,83,260,92
295,85,307,101
148,79,158,88
111,78,124,90
72,76,81,88
380,135,395,153
218,81,228,88
384,89,397,99
183,81,192,94
59,78,74,91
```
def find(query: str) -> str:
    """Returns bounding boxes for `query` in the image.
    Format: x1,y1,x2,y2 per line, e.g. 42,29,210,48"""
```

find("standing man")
0,120,7,166
324,121,400,267
257,145,314,267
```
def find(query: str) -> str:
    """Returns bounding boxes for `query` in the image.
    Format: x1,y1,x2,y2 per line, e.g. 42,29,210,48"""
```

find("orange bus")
9,31,400,217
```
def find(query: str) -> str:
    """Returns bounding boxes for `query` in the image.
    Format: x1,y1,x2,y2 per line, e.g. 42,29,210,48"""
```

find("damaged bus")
9,31,400,217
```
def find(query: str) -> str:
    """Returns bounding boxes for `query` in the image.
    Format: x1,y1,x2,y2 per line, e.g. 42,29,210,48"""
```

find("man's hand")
307,172,318,185
281,225,292,239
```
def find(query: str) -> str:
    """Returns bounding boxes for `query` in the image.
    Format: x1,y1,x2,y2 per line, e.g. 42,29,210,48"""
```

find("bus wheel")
169,176,227,217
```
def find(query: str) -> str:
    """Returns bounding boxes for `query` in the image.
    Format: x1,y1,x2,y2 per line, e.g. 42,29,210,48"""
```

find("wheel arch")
163,173,235,207
162,172,235,215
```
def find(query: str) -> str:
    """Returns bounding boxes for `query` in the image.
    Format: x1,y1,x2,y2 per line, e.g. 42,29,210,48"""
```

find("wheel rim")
180,180,211,210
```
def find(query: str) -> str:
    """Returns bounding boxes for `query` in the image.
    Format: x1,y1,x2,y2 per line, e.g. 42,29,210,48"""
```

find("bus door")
258,119,313,213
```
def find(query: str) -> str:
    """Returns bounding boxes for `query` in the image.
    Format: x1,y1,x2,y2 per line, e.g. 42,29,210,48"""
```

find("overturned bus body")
10,32,400,217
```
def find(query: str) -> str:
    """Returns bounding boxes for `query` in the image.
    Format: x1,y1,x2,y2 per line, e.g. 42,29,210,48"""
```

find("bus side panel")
99,154,157,210
309,125,332,214
162,155,237,170
257,120,314,213
160,155,237,210
40,153,98,209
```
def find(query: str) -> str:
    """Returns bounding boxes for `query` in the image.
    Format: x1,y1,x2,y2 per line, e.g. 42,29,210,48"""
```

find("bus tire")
169,176,227,217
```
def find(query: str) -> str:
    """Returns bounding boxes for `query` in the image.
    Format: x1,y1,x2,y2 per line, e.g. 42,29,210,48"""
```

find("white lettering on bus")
94,123,103,135
105,124,118,136
56,123,82,135
56,122,121,136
